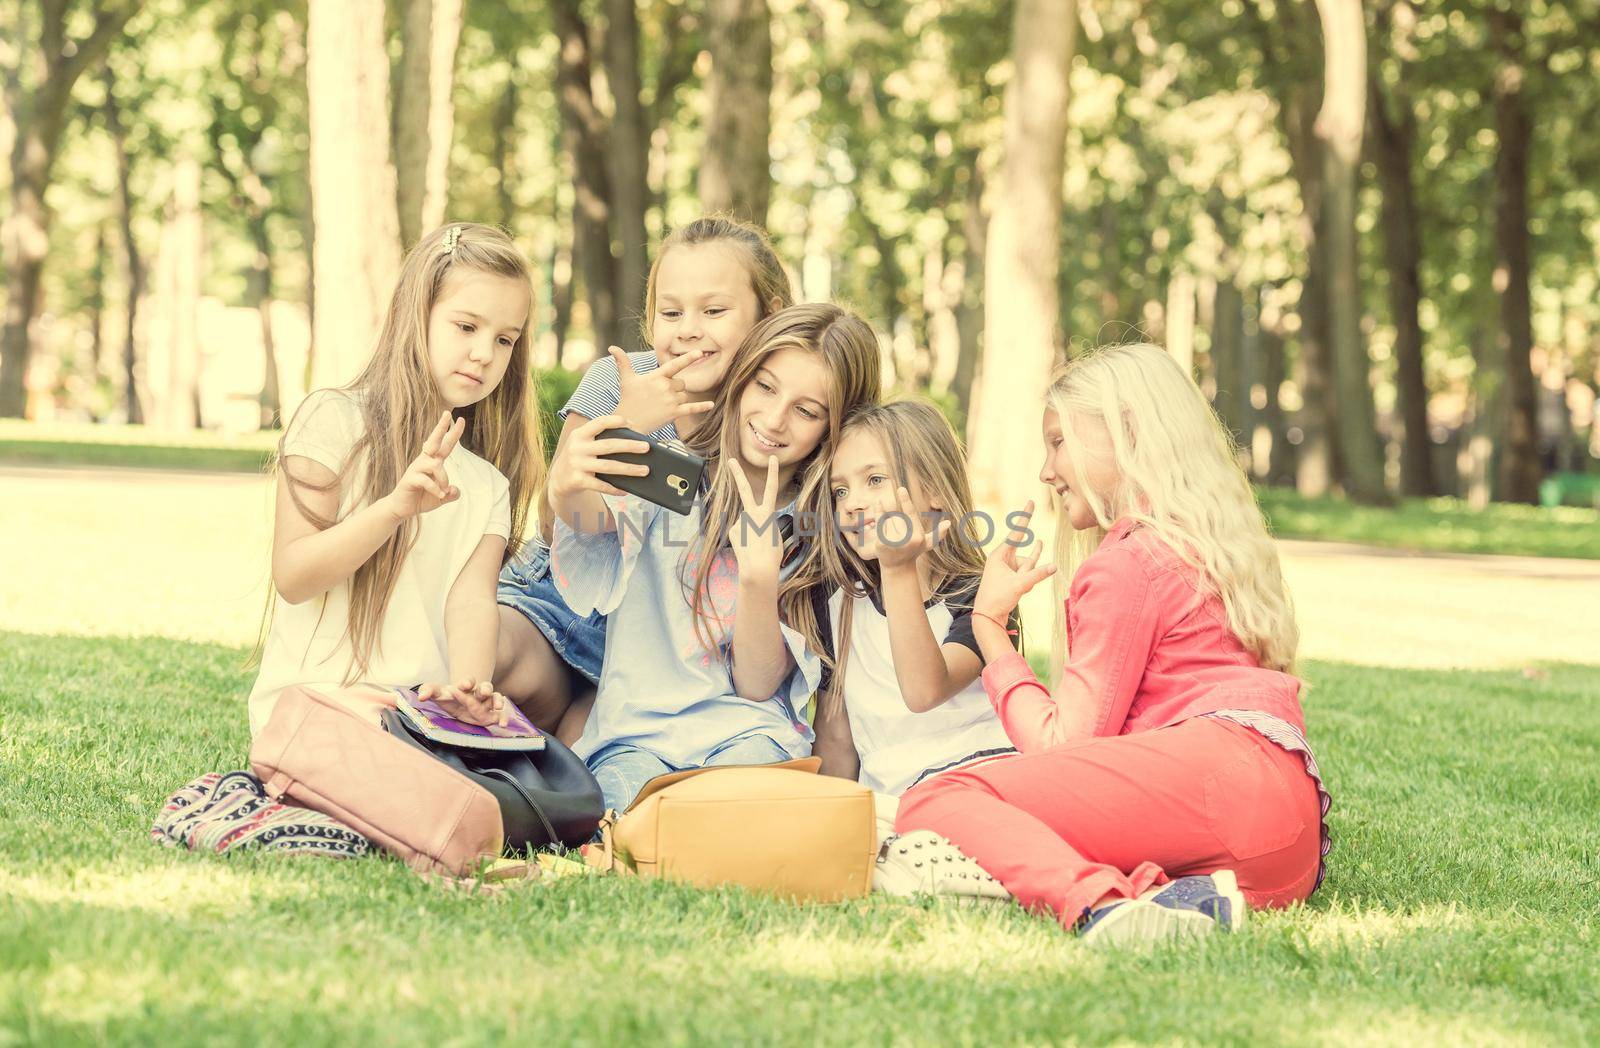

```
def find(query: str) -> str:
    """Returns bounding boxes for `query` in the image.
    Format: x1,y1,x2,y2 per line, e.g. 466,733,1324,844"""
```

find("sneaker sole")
1079,899,1217,947
1209,869,1249,932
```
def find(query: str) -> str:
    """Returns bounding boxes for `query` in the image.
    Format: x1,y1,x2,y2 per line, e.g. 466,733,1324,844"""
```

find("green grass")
3,633,1597,1044
1257,487,1600,560
4,465,1599,1042
0,420,277,473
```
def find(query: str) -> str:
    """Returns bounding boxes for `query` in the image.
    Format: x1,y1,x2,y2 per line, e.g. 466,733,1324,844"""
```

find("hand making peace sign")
873,485,954,573
384,411,465,520
973,499,1056,620
727,454,786,584
610,345,717,435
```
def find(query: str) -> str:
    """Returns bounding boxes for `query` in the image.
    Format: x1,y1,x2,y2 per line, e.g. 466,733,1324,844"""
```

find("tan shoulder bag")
588,757,876,902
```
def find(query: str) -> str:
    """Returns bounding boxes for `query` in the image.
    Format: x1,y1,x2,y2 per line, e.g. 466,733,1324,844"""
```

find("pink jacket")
984,518,1305,753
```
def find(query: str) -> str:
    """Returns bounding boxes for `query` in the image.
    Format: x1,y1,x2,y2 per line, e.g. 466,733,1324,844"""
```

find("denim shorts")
587,734,793,814
496,540,607,685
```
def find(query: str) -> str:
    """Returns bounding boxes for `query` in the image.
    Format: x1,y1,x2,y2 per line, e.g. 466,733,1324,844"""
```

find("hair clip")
442,225,462,255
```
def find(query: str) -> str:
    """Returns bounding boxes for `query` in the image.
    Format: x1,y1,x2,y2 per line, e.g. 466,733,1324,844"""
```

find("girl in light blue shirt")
548,303,882,812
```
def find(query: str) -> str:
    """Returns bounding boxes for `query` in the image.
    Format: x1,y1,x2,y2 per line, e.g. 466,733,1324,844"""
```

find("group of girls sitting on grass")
247,215,1329,946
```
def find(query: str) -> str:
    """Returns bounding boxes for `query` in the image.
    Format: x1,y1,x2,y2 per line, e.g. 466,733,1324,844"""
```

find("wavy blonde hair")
820,398,991,714
1044,342,1297,676
681,303,883,663
267,222,544,681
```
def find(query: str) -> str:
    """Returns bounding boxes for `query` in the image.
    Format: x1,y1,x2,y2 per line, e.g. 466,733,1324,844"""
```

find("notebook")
393,688,547,751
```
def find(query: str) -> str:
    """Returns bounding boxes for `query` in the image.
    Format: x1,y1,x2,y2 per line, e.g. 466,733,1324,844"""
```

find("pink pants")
895,716,1322,929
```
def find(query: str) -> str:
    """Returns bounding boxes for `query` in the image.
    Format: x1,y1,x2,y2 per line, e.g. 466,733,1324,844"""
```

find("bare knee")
493,605,576,731
554,690,595,748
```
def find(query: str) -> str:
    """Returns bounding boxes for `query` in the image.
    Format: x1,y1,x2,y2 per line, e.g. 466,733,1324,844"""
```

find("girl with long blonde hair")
809,399,1017,798
893,343,1330,945
248,222,542,735
545,303,881,813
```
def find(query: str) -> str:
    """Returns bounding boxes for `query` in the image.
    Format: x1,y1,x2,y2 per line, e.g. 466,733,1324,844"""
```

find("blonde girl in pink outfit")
894,343,1331,946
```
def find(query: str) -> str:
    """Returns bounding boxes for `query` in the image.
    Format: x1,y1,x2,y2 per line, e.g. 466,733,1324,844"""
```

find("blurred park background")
4,0,1600,519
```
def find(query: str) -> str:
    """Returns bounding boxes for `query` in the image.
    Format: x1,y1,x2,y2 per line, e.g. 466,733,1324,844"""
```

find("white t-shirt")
826,583,1016,796
247,389,511,735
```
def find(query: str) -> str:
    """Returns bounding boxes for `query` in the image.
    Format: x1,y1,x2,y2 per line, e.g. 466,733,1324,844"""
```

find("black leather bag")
380,710,604,851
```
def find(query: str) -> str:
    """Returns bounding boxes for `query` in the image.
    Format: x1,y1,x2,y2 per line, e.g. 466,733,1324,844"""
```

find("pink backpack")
249,685,503,877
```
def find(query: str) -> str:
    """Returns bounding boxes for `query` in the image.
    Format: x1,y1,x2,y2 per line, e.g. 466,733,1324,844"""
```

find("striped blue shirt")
559,349,679,443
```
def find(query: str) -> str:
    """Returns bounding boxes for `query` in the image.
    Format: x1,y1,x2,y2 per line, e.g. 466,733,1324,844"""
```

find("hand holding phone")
548,414,653,502
595,426,707,516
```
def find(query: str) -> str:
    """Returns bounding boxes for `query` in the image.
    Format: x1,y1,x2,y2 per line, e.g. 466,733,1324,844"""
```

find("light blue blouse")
550,490,820,768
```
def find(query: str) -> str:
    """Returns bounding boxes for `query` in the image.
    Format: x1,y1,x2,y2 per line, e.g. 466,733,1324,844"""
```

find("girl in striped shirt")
493,217,793,740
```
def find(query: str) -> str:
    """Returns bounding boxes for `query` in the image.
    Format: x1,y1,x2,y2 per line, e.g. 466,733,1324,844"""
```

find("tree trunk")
492,76,517,229
88,222,107,419
308,0,402,389
550,234,574,365
395,0,463,250
1259,309,1293,484
250,215,281,428
1489,10,1541,504
1314,0,1388,504
1277,74,1341,497
1098,198,1121,324
1166,270,1196,376
1211,279,1247,448
1462,324,1502,508
700,0,772,224
951,163,986,422
165,156,203,430
1367,72,1436,496
0,3,141,418
552,0,619,355
105,67,145,424
967,0,1077,513
605,0,649,346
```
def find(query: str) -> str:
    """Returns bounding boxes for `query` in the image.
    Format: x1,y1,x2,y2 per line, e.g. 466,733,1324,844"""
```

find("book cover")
394,688,547,751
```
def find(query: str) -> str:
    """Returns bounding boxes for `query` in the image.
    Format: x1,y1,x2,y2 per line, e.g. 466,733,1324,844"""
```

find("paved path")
5,466,1593,669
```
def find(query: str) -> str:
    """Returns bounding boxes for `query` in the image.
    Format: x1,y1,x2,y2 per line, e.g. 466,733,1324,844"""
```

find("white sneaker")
873,830,1011,902
1076,898,1217,947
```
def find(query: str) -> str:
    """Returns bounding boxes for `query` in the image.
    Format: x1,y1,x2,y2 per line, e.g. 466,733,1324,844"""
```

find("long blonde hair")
821,399,990,714
271,222,544,681
1044,342,1297,675
681,303,883,662
640,214,794,346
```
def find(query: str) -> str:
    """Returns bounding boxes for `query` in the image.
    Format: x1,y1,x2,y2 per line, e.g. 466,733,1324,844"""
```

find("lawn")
2,467,1597,1044
1256,488,1600,561
0,420,279,474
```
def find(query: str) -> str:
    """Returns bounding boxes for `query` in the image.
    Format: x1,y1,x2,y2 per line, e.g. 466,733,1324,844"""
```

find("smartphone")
597,427,707,516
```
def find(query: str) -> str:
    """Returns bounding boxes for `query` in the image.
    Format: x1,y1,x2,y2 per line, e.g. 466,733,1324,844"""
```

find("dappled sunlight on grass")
1303,1007,1553,1048
1276,900,1474,949
1283,547,1600,669
733,901,1100,979
0,862,307,918
0,469,273,647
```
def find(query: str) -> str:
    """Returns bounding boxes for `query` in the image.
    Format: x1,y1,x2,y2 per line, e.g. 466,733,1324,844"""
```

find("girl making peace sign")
547,303,881,813
247,223,542,735
494,216,795,740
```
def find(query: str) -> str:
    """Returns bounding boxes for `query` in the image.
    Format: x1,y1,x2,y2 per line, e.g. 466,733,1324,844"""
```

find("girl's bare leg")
494,605,581,732
554,691,595,748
